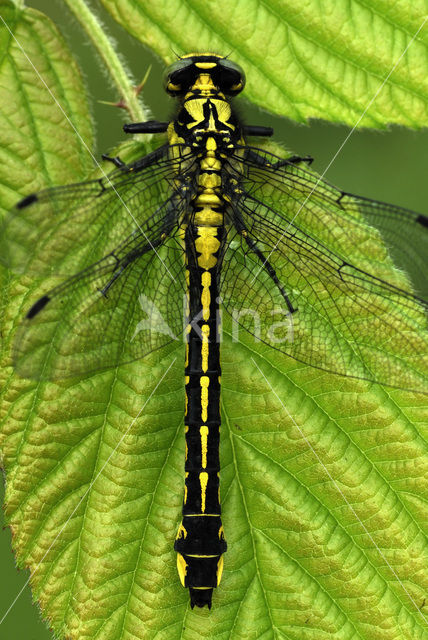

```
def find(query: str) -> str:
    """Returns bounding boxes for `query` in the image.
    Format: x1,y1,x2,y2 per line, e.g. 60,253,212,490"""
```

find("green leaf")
0,0,93,637
99,0,428,127
1,2,428,640
0,3,94,213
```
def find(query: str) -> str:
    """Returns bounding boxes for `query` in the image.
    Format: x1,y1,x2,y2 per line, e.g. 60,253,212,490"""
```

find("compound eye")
164,59,194,96
218,59,246,95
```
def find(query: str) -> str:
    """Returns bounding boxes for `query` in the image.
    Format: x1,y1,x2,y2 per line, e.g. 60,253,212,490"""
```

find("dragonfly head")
164,53,245,98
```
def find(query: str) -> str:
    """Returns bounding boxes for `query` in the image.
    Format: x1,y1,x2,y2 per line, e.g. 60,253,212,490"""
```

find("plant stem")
62,0,149,123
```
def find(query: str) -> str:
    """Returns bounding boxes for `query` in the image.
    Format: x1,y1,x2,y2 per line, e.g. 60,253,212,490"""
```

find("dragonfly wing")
229,146,428,299
339,193,428,300
0,144,195,278
5,144,196,379
13,223,187,380
220,150,428,393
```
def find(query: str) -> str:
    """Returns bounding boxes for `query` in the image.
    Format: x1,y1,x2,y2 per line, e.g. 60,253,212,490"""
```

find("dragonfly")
2,52,428,609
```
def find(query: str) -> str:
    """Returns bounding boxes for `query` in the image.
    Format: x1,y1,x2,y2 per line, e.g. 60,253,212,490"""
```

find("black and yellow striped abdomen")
174,223,226,609
174,133,228,608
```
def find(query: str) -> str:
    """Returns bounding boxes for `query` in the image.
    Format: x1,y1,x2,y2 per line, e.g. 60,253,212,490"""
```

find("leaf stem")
62,0,149,122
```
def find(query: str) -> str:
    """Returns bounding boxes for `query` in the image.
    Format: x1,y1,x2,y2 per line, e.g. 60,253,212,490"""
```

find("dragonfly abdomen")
174,223,226,609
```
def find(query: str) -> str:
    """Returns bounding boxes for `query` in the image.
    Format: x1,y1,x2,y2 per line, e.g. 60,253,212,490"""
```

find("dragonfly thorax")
166,53,245,154
172,92,242,153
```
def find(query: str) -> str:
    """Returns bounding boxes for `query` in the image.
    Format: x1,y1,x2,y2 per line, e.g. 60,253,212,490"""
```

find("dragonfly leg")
99,264,125,298
232,212,297,314
102,144,170,175
286,154,314,166
245,148,313,168
417,214,428,228
123,120,168,134
102,154,127,170
243,233,297,314
243,125,274,137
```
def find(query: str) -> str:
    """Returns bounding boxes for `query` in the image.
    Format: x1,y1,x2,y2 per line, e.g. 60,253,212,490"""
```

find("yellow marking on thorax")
167,122,185,148
199,471,209,512
176,523,187,540
213,98,232,125
201,324,210,371
201,136,219,165
184,99,207,129
195,228,220,268
200,155,221,171
208,111,216,130
200,376,209,422
200,425,209,468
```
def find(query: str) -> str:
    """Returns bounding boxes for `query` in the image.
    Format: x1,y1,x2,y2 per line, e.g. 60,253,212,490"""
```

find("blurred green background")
1,0,427,637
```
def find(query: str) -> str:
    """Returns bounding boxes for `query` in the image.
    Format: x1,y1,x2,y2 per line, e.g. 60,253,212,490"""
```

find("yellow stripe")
201,271,211,320
199,471,208,512
183,513,220,517
200,425,209,468
200,376,209,422
201,324,210,372
185,376,189,415
217,555,224,586
176,553,187,586
176,523,187,540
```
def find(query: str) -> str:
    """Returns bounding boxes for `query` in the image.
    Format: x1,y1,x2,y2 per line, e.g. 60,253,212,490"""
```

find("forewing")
6,144,194,379
219,149,428,393
229,146,428,298
0,144,195,278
